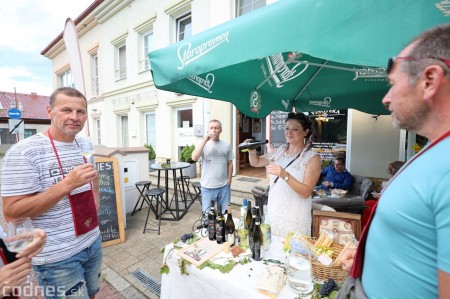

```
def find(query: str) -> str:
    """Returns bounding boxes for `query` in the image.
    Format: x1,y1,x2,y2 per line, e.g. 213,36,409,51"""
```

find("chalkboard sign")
95,157,125,247
270,111,289,147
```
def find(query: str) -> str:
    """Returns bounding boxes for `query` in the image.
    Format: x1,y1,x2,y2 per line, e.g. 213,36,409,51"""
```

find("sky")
0,0,94,96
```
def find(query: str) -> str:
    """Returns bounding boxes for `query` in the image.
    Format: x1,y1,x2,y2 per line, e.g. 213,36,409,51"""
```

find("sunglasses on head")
287,112,308,120
387,56,450,75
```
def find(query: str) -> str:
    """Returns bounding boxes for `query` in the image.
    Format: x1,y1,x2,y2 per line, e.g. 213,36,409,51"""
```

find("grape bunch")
319,278,338,297
180,233,194,243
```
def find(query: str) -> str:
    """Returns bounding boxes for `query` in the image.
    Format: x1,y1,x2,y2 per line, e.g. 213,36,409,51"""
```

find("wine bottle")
237,205,249,248
251,216,263,261
254,198,261,219
208,200,217,241
238,139,268,152
225,205,236,245
216,205,226,244
248,207,257,249
246,200,252,228
261,205,271,251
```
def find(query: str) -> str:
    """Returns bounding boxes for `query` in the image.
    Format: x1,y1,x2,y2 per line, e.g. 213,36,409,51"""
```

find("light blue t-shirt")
363,137,450,298
200,140,234,189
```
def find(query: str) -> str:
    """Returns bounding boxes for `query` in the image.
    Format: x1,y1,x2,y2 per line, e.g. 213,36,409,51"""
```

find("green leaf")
198,261,210,270
160,247,165,254
178,259,190,275
160,264,169,275
239,256,250,265
329,290,339,299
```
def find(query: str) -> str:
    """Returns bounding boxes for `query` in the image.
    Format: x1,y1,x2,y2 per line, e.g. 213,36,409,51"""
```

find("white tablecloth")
160,235,302,299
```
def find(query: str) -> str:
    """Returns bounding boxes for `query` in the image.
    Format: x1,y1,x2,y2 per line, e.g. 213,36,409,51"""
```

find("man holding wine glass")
1,87,102,298
191,119,234,215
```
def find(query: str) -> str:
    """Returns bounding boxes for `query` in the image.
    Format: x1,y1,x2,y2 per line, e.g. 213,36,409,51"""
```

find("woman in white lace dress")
246,112,321,237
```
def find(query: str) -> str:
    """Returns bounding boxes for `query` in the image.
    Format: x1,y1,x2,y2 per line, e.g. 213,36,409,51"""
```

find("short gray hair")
403,24,450,85
49,87,86,108
209,119,222,129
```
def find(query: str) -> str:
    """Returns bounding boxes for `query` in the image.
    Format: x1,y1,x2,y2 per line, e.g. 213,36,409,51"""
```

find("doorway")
236,111,267,178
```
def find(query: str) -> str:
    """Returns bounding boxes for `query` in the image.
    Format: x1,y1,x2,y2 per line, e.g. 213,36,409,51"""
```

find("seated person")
372,160,405,199
363,160,404,228
317,157,352,191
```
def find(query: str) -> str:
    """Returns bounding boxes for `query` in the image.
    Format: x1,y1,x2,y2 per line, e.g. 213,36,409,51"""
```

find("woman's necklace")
282,144,305,159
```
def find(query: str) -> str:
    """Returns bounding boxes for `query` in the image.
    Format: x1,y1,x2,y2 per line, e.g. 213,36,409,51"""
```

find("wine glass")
285,233,314,298
79,136,96,168
3,217,38,285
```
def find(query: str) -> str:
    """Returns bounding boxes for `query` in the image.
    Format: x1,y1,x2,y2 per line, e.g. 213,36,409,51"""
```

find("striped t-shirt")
1,133,100,265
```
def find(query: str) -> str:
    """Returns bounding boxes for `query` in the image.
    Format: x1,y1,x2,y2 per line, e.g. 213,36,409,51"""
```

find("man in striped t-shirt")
1,87,102,299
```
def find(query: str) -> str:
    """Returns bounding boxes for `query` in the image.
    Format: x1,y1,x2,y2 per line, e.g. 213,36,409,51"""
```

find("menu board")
269,111,289,147
95,157,125,247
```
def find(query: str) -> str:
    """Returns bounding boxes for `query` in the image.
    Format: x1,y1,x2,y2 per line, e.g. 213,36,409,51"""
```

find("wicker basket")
307,239,348,283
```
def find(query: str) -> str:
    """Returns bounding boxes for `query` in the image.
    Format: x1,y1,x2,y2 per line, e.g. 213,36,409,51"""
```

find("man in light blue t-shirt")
339,24,450,298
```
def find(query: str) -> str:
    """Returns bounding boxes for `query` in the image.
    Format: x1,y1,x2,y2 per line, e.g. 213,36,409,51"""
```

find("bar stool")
176,176,191,206
143,188,165,235
191,182,202,206
132,181,152,216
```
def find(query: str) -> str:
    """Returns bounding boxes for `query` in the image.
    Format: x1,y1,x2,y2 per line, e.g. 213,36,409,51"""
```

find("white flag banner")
64,18,89,136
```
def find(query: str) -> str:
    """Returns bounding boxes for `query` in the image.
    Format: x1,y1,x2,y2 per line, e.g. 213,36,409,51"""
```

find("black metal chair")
143,188,165,235
132,181,152,216
175,175,192,207
191,182,202,207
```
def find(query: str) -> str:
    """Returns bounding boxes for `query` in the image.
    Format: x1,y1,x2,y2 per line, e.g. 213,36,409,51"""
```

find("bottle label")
227,233,235,245
260,223,271,251
216,221,225,244
208,219,216,240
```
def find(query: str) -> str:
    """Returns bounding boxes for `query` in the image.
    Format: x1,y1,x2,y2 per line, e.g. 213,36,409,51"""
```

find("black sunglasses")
387,56,450,75
287,112,312,127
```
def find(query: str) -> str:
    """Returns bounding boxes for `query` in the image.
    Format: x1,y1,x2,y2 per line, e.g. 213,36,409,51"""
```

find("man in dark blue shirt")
319,157,352,191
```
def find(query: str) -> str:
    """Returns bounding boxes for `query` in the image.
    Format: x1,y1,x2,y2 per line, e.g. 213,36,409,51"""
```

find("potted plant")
144,143,156,170
180,144,197,178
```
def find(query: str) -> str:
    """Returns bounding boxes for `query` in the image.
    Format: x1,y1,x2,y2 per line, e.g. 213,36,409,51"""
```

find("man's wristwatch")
283,172,289,181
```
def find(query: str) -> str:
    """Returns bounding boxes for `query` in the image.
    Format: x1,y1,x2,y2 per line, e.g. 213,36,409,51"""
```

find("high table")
150,162,190,221
160,235,302,299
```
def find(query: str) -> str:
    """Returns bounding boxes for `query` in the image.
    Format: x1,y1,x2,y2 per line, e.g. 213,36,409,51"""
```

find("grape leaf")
160,263,169,275
178,259,190,275
329,290,338,299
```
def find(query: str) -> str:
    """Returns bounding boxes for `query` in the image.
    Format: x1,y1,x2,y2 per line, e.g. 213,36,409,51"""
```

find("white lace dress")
267,145,318,238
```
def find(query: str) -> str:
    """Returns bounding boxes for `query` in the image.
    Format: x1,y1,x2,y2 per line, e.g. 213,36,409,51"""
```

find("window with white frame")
121,115,129,147
177,108,193,128
140,31,153,72
177,108,192,161
146,113,156,148
58,69,74,88
176,13,192,42
95,118,101,145
115,43,127,80
236,0,266,16
91,54,99,96
0,129,36,144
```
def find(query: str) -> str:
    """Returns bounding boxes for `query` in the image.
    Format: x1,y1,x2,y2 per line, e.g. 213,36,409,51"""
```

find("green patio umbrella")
149,0,449,118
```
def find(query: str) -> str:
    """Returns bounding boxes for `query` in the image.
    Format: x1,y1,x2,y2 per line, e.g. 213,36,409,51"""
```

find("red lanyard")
351,129,450,278
47,130,91,189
